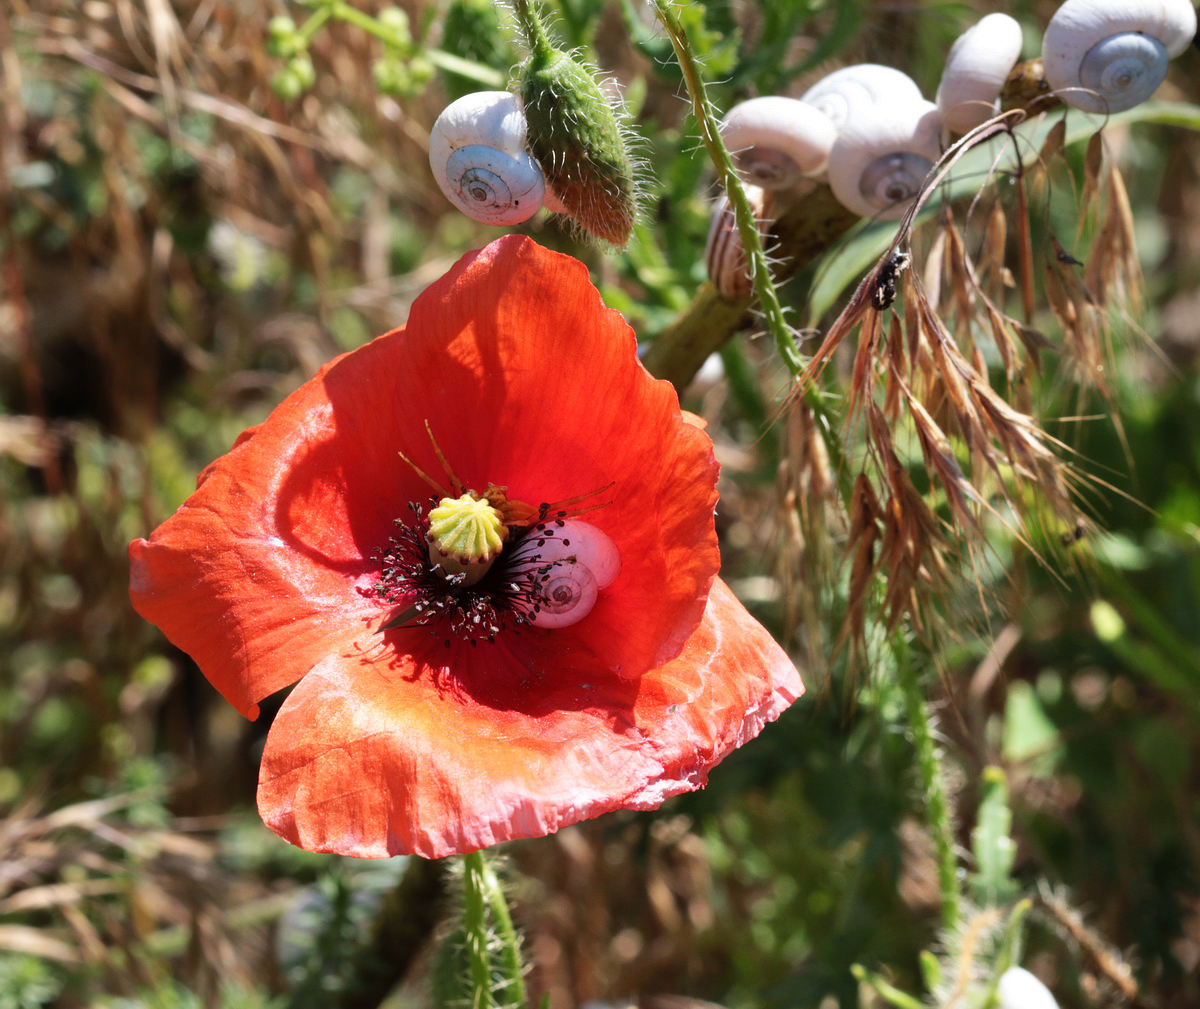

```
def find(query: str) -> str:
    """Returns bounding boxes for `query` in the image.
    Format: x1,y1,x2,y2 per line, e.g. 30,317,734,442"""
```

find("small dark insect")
1061,517,1087,546
873,251,911,311
1056,247,1084,267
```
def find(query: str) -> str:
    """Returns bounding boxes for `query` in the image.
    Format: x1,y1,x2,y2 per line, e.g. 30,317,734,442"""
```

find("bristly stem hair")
895,635,962,932
648,0,801,377
459,849,528,1009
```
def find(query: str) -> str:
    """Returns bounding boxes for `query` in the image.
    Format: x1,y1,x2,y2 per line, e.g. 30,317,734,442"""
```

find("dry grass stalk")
777,398,840,665
0,791,274,995
783,111,1153,647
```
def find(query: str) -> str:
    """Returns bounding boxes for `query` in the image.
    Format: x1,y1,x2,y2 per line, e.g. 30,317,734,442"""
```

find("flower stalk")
895,635,961,931
649,0,800,376
457,850,528,1009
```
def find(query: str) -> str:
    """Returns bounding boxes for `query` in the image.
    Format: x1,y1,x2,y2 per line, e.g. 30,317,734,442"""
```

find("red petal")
130,236,717,717
257,577,802,858
400,236,719,673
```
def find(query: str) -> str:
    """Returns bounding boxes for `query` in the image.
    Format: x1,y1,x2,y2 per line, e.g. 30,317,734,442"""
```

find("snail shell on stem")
997,968,1061,1009
1042,0,1197,113
826,99,943,220
718,96,837,188
705,184,770,299
800,64,925,129
429,91,546,225
937,13,1025,133
512,519,621,630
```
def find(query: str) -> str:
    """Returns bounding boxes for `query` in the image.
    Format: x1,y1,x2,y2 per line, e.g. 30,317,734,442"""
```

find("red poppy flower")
129,235,803,859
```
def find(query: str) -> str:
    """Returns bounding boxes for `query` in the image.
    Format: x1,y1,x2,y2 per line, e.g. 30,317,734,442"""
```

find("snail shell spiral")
718,96,837,188
1042,0,1197,114
827,99,943,220
513,519,621,629
429,91,546,226
800,64,925,128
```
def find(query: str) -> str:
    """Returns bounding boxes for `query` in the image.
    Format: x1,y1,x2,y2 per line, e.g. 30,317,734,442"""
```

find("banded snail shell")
704,184,770,299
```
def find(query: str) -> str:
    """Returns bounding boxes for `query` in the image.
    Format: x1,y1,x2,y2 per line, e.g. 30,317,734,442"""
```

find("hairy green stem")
895,636,961,931
509,0,554,55
481,857,527,1007
640,184,857,390
461,851,496,1009
649,0,801,376
979,899,1033,1009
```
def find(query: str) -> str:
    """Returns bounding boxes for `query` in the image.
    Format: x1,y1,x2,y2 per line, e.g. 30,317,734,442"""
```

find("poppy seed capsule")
427,493,508,585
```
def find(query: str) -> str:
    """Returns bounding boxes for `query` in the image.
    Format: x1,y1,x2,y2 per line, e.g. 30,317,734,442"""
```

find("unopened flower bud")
266,15,303,59
514,2,636,246
373,58,411,96
378,7,411,44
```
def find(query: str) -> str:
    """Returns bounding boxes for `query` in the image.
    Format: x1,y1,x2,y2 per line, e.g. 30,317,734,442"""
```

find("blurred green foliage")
2,1,1199,1008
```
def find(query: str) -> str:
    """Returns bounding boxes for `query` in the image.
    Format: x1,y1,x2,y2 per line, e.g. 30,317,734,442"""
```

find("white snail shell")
428,91,546,225
800,64,925,129
1042,0,1197,114
827,99,943,220
997,968,1061,1009
718,96,837,188
705,184,769,299
515,519,621,629
936,14,1025,133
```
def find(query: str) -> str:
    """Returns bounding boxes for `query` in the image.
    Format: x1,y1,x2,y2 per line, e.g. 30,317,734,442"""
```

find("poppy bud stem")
456,850,529,1009
508,0,552,56
650,0,802,376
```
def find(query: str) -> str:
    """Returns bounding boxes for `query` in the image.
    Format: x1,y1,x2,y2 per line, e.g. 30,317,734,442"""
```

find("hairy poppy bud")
512,0,636,246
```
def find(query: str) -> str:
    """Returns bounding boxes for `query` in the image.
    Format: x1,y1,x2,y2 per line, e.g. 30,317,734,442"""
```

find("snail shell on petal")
937,13,1025,133
827,99,942,220
705,184,769,299
515,519,621,629
719,97,837,188
1042,0,1197,113
530,562,598,629
429,90,546,225
800,64,925,128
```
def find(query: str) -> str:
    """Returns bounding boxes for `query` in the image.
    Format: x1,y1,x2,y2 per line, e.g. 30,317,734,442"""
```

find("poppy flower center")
372,494,620,646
